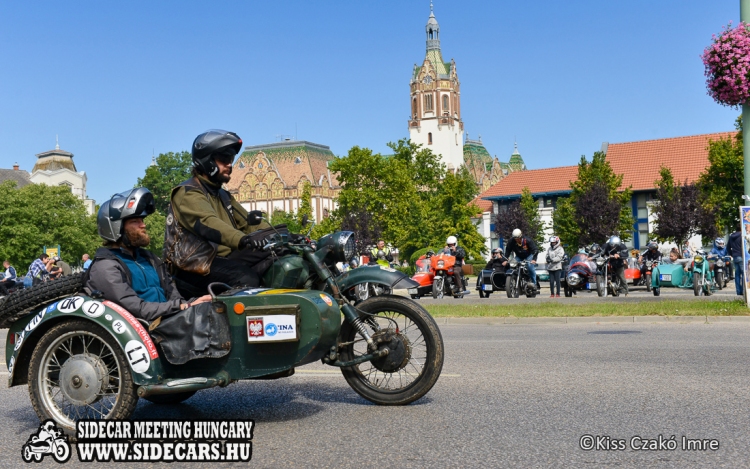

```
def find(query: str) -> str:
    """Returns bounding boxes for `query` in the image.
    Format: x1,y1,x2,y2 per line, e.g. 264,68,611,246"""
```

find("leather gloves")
239,235,265,250
247,210,263,226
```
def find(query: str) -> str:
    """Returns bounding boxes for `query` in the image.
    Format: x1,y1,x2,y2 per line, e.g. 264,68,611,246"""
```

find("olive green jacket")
171,175,270,257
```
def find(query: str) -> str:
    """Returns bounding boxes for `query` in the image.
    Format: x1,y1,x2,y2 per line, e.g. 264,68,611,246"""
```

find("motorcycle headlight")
694,255,703,264
509,258,518,268
437,260,445,268
717,259,725,267
567,273,581,285
316,231,356,263
595,257,606,266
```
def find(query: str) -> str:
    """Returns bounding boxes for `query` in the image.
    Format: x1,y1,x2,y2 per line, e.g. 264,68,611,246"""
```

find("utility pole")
743,0,750,204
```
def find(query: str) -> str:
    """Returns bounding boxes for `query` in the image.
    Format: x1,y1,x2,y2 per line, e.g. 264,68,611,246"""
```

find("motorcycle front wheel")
432,277,444,299
715,271,724,291
338,295,444,405
693,272,701,296
506,276,519,298
596,274,605,297
28,319,139,433
645,273,652,292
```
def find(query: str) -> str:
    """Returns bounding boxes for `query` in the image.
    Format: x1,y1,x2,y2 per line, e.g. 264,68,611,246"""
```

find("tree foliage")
329,139,486,261
136,151,193,214
0,181,100,272
552,151,634,249
495,187,545,247
651,166,719,247
698,116,744,231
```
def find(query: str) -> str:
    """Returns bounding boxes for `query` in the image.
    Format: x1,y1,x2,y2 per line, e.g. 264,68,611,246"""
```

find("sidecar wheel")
338,295,444,405
410,295,420,300
143,391,197,405
28,319,139,434
22,446,33,462
653,287,660,296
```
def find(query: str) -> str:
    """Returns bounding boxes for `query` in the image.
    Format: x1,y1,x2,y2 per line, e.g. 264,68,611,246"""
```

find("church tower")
408,3,464,170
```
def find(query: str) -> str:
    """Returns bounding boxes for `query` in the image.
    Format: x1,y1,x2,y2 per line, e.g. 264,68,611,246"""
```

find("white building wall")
409,118,463,170
30,169,95,215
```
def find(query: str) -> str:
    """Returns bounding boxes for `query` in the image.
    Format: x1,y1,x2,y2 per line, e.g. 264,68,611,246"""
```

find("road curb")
439,315,750,325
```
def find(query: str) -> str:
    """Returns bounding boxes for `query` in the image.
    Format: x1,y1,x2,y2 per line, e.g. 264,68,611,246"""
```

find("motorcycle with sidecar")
430,252,467,299
561,253,598,297
1,230,444,433
476,268,507,298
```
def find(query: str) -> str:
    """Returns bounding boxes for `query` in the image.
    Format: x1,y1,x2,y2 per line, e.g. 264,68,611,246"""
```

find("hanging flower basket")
702,22,750,107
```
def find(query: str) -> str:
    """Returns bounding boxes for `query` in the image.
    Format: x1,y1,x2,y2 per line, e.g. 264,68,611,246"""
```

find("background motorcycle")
408,255,435,299
710,254,731,290
561,253,597,297
505,253,539,298
691,249,714,296
593,254,625,297
430,252,466,299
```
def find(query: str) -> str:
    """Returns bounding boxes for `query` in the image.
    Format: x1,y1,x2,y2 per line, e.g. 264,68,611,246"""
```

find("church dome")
32,147,77,173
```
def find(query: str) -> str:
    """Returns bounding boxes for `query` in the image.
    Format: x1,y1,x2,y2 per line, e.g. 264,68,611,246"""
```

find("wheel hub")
370,331,411,373
59,354,109,406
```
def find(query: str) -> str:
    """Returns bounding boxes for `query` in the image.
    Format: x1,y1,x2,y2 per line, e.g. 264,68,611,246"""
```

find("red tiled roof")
479,166,579,199
470,196,493,214
605,132,735,191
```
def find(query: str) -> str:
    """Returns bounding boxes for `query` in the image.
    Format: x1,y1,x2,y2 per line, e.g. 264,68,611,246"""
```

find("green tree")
269,210,302,234
0,181,100,272
553,151,634,249
144,210,167,257
296,181,313,228
136,151,192,214
520,187,545,246
699,116,744,231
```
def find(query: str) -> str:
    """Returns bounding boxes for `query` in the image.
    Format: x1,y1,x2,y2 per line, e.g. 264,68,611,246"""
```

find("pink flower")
702,22,750,107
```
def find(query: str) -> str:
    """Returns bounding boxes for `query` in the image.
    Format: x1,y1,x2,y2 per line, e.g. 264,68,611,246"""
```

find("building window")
428,133,433,145
636,193,649,219
412,98,417,117
424,94,433,111
442,94,449,112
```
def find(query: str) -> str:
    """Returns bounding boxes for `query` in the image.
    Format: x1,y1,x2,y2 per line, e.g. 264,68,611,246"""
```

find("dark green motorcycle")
2,231,443,433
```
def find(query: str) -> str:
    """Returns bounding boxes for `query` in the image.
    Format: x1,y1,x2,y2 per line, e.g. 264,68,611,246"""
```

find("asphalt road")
1,320,748,468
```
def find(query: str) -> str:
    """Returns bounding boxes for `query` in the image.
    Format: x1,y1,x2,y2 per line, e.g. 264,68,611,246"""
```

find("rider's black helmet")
97,188,155,243
647,241,658,251
192,130,243,180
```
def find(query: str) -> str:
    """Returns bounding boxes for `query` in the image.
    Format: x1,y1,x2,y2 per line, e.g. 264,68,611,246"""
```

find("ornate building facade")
225,140,340,223
28,140,95,214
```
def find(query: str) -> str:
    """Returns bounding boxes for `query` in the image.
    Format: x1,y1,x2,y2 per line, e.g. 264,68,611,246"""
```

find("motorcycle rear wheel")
28,319,139,433
338,295,444,405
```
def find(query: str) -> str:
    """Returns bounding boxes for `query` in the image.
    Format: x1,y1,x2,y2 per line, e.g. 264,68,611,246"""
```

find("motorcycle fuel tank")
262,255,310,289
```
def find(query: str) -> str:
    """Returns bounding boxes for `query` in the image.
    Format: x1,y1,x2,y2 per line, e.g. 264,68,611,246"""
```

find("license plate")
483,285,492,291
407,288,418,294
660,274,672,281
586,283,597,289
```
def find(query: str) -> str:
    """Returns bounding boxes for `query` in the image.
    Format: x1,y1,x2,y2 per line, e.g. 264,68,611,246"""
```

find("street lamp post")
743,0,750,205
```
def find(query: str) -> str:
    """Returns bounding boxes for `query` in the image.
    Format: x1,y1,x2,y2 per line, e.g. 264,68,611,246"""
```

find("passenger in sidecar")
86,188,227,365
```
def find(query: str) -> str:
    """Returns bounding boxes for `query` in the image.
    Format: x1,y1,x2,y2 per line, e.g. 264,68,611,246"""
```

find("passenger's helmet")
549,236,560,247
608,235,621,245
492,247,503,256
426,250,435,257
589,243,601,254
647,241,658,251
97,188,155,243
192,129,243,180
446,235,457,245
512,229,522,238
716,238,726,248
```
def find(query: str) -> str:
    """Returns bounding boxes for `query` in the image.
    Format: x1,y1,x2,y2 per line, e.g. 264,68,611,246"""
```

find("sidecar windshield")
569,253,589,265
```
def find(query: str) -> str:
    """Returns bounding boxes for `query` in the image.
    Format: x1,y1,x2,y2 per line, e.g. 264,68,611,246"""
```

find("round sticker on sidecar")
5,295,163,388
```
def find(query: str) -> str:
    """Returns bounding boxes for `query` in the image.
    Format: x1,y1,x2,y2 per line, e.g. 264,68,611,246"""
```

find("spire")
55,135,59,150
426,2,440,51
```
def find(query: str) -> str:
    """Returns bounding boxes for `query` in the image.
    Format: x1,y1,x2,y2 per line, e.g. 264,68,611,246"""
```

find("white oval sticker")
57,296,84,313
124,340,151,373
111,320,126,334
82,300,105,318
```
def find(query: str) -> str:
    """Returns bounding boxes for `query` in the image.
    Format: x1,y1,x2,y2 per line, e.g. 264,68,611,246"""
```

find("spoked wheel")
506,276,519,298
693,272,701,296
715,271,724,291
338,295,444,405
596,274,605,297
432,278,444,299
645,273,652,292
28,319,139,433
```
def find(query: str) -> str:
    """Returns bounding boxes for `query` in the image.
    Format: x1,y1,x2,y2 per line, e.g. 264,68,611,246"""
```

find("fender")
6,295,164,388
333,265,418,293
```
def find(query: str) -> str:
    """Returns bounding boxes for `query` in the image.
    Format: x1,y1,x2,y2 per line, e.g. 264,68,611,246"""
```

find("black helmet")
97,188,155,243
192,129,243,180
426,250,435,257
492,247,503,255
647,241,658,251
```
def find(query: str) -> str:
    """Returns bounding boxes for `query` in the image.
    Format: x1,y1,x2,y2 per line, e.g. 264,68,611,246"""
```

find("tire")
410,295,420,300
485,292,491,298
143,391,197,405
611,277,620,297
338,295,444,405
645,273,652,292
28,319,139,433
478,290,486,298
53,442,71,462
715,271,724,291
506,275,519,298
0,273,84,328
596,274,605,297
22,446,33,462
432,277,443,299
693,272,701,296
653,287,660,296
564,286,572,298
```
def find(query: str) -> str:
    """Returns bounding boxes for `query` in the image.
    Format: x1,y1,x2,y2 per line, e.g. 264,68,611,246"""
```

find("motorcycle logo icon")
265,323,278,336
21,420,71,463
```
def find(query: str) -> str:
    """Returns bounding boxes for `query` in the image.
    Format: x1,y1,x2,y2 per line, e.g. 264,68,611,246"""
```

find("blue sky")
0,0,741,205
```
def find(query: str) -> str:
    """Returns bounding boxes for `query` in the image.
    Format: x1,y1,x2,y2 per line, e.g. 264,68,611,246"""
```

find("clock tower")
408,3,464,170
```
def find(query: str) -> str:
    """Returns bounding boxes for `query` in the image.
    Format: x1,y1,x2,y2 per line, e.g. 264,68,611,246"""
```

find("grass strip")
422,299,749,318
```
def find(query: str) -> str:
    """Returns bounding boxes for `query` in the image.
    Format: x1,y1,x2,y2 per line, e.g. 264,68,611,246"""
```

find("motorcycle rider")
602,235,629,296
443,235,468,294
86,188,212,322
505,229,539,289
168,129,274,292
638,241,662,280
546,236,565,298
484,247,508,272
711,237,732,278
728,224,744,295
370,240,393,267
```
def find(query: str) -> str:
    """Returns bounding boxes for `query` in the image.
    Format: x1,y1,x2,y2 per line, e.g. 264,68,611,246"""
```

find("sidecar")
649,263,687,296
475,269,506,298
